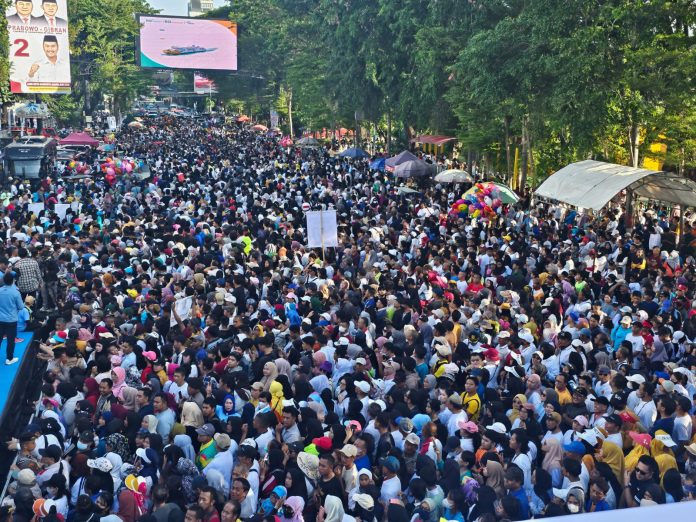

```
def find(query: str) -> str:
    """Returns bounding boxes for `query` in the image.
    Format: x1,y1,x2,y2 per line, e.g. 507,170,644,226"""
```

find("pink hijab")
111,367,127,399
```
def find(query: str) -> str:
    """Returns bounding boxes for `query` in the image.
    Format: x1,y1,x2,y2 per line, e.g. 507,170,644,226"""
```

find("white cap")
486,422,507,434
355,381,370,393
519,332,534,344
405,433,420,446
355,357,367,366
626,374,646,384
369,399,387,411
656,433,677,448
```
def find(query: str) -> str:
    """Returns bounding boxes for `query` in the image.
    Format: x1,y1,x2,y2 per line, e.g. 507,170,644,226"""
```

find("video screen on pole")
136,15,237,71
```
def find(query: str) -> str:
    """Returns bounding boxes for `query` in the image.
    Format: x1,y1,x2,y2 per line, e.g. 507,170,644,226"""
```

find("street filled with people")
2,114,696,522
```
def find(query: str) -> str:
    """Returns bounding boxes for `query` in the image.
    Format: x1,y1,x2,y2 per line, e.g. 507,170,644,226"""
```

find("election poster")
6,0,72,94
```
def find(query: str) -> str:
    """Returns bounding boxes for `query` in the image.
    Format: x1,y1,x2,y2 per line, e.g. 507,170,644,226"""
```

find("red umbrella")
236,115,250,123
251,124,268,132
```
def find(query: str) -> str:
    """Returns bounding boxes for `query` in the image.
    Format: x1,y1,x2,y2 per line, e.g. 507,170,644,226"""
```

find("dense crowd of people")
1,114,696,522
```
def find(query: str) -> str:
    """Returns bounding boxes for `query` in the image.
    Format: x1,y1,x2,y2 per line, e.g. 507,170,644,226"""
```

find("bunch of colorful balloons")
68,160,90,174
100,157,136,184
450,182,503,220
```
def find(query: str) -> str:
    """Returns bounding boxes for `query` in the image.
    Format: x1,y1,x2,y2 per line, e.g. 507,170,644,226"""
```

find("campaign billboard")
6,0,71,94
137,15,237,71
194,73,217,94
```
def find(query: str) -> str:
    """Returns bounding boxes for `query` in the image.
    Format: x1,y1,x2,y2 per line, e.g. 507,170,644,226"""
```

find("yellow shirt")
556,387,572,405
461,392,481,421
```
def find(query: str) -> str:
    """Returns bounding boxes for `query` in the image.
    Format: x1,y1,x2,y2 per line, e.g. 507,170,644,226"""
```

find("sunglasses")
636,467,649,476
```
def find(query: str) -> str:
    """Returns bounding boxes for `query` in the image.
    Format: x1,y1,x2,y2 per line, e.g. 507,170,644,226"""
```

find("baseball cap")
573,415,589,428
405,433,420,446
592,396,610,406
605,413,623,427
312,436,332,452
398,418,414,433
355,357,367,366
380,456,400,473
355,381,370,393
338,444,357,457
448,393,463,406
39,445,62,461
214,433,231,450
660,379,675,393
547,412,562,423
237,444,258,459
629,431,652,449
626,374,646,385
562,441,586,454
485,422,507,435
195,423,215,437
655,432,677,448
458,420,479,433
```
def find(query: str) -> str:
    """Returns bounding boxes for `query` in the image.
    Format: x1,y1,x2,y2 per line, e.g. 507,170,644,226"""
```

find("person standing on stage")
0,272,25,365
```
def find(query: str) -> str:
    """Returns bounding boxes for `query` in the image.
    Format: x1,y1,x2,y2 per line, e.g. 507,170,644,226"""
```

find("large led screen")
137,15,237,71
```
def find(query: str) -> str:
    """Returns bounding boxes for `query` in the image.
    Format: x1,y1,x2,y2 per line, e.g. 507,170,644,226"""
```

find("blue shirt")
508,487,530,520
17,307,30,332
0,284,24,323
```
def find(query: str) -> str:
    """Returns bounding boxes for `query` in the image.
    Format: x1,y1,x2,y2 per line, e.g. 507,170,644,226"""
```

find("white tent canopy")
534,160,696,211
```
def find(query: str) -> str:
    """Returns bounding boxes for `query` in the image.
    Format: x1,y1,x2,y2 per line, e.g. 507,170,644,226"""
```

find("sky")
147,0,228,16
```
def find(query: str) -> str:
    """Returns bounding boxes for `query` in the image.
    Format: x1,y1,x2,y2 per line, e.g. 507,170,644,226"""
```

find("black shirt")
317,475,346,507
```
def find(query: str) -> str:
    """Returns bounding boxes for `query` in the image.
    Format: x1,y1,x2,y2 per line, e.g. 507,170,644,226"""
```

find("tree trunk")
629,120,640,168
287,89,294,138
504,114,512,181
520,115,529,194
387,109,392,155
528,132,535,186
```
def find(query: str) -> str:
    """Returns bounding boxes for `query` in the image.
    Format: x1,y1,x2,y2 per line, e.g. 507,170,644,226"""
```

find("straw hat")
297,452,319,481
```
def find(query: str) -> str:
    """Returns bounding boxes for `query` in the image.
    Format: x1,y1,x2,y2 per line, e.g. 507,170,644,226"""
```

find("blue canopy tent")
339,147,369,159
369,158,385,171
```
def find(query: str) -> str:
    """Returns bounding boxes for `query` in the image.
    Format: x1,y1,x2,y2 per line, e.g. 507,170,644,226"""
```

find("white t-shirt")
163,381,189,403
380,475,402,503
673,414,692,443
633,400,657,431
625,333,645,355
512,452,532,491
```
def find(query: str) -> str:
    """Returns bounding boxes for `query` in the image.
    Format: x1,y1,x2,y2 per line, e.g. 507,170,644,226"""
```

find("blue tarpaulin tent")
369,158,385,171
339,147,369,159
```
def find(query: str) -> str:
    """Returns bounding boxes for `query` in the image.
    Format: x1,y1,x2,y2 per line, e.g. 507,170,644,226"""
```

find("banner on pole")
306,210,338,248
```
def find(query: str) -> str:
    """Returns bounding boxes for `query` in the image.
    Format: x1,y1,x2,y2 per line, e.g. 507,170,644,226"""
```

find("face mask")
77,441,89,450
567,504,580,513
258,402,267,408
442,499,453,510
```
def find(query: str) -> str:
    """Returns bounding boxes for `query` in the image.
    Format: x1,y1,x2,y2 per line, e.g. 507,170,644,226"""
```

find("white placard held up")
170,296,193,327
306,210,338,248
28,202,44,216
54,203,70,221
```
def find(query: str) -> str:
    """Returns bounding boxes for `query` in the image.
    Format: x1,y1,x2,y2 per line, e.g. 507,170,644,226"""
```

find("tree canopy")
4,0,693,179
